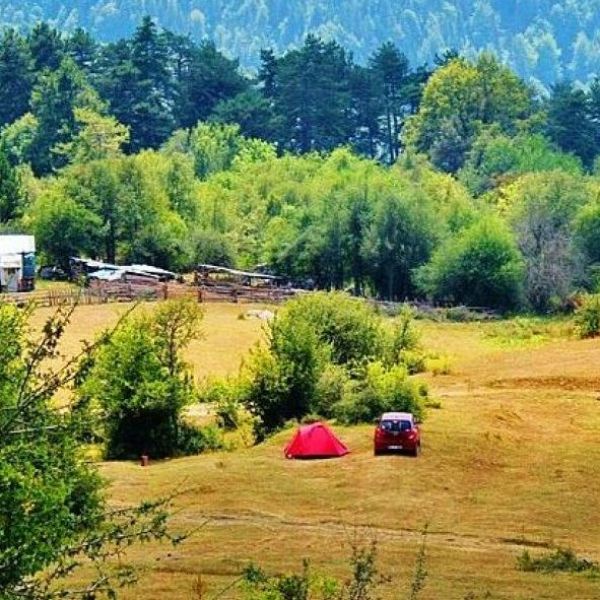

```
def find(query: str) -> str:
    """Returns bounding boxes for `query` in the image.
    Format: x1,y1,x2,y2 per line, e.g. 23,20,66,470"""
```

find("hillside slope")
1,1,600,83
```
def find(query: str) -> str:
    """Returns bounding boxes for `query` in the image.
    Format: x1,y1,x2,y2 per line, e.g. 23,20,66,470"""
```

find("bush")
279,292,385,365
80,299,204,459
333,362,427,425
517,547,599,574
192,228,237,267
199,377,245,430
417,217,524,311
575,294,600,338
313,363,349,418
178,423,225,455
242,317,330,439
242,541,384,600
384,304,422,367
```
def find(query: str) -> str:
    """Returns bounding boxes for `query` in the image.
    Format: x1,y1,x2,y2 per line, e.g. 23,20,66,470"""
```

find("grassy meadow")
34,302,600,599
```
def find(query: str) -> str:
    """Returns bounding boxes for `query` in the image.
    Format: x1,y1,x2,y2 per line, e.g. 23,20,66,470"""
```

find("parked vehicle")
373,412,421,456
38,265,67,281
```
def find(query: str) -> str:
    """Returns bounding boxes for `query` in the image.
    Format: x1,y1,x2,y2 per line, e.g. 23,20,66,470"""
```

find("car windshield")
380,419,412,432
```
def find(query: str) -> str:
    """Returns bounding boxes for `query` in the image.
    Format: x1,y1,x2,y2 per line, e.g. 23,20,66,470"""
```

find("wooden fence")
0,282,299,308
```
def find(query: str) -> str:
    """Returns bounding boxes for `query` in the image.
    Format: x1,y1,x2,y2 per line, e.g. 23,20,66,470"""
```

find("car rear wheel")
411,444,421,457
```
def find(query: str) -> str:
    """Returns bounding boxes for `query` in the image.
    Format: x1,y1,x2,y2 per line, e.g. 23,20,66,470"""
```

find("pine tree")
0,29,34,127
27,22,64,71
0,143,23,222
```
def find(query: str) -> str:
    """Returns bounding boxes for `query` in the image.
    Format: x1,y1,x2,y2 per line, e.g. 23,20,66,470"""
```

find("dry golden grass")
29,301,269,379
34,304,600,599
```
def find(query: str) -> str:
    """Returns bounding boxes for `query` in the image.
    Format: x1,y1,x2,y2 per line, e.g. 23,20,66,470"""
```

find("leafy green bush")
575,294,600,338
199,377,245,430
238,293,429,436
384,304,423,367
242,541,384,600
333,362,427,425
80,299,203,459
242,318,330,439
517,547,599,574
178,423,225,455
280,292,385,365
417,217,524,311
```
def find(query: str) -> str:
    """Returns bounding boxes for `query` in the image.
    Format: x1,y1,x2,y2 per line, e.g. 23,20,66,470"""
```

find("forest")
2,19,600,311
3,1,600,86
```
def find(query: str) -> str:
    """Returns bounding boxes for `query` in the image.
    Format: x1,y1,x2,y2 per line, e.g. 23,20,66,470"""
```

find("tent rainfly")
284,422,349,459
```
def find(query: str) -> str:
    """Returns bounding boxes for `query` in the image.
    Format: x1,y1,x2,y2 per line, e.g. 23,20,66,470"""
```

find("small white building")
0,235,36,293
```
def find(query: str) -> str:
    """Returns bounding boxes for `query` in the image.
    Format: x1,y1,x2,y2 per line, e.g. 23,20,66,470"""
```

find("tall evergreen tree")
27,22,64,71
173,38,247,129
546,82,597,168
0,143,23,222
262,35,353,153
128,16,174,150
29,57,101,175
0,29,33,127
369,42,411,163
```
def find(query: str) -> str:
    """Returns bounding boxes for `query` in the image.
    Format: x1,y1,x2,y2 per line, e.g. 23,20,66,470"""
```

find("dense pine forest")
2,18,600,311
3,1,600,85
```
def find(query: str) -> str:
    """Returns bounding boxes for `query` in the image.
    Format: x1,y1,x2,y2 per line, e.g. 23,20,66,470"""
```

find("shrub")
426,356,453,376
237,293,430,435
80,299,204,459
517,547,599,574
333,362,427,425
384,304,422,367
313,363,349,418
199,377,245,430
241,541,384,600
575,294,600,338
242,317,330,439
178,423,225,455
417,217,524,311
279,292,385,365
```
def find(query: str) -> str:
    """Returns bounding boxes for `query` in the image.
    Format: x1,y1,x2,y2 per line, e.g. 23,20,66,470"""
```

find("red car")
374,412,421,456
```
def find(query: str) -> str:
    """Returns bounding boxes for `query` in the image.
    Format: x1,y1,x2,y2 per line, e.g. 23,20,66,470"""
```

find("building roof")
0,235,35,255
197,264,282,280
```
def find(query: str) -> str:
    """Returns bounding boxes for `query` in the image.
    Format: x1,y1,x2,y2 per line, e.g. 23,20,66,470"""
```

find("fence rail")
0,282,299,308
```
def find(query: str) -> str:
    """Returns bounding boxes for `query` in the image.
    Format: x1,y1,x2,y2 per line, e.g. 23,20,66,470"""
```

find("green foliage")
385,304,422,367
0,302,178,598
6,1,600,90
178,422,225,455
242,541,385,600
575,294,600,338
192,228,237,267
80,298,203,459
409,54,532,172
574,199,600,266
333,361,427,425
237,293,426,436
280,292,384,366
417,217,524,311
504,171,590,311
0,142,24,222
29,56,102,174
517,547,599,574
242,317,330,439
460,131,583,195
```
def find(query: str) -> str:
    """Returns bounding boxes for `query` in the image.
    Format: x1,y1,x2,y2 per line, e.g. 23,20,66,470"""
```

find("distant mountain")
2,1,600,84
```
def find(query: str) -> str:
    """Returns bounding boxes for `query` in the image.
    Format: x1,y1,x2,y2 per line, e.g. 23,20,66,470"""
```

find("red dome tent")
284,422,349,459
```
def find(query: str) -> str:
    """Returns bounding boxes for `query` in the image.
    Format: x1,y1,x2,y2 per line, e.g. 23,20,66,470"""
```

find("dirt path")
183,510,552,555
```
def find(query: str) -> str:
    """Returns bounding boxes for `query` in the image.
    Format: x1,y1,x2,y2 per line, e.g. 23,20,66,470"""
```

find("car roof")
380,412,414,421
